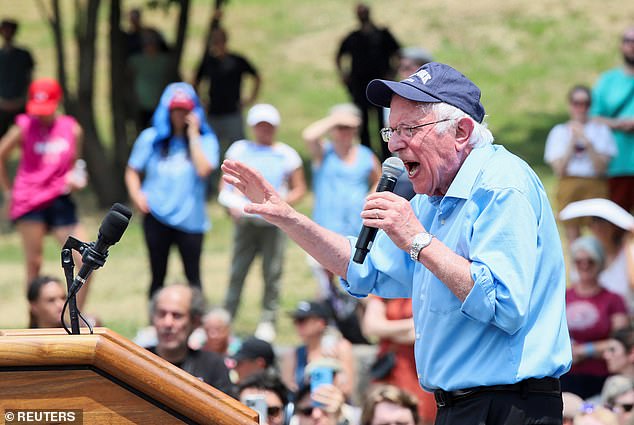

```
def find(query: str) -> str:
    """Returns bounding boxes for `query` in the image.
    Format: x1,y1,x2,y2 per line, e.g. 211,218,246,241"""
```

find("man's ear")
455,117,474,151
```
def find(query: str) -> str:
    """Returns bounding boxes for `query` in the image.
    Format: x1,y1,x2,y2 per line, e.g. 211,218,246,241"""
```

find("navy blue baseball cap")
366,62,485,123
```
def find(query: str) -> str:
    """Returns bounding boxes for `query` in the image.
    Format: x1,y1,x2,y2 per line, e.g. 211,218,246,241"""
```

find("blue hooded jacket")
128,83,219,233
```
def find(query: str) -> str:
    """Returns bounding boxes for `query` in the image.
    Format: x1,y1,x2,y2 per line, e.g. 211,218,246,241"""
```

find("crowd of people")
1,3,634,425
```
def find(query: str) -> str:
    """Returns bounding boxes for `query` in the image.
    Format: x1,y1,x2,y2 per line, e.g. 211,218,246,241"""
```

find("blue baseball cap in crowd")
366,62,485,123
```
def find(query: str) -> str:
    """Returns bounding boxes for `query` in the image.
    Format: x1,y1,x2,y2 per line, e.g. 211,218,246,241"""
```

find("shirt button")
441,219,446,225
415,333,421,339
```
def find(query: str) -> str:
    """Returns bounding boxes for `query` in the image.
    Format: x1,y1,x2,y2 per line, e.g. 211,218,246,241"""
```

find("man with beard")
590,26,634,213
221,62,571,424
148,285,234,396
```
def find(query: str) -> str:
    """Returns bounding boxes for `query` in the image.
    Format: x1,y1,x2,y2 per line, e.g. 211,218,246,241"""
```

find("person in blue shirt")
221,62,572,424
125,82,219,299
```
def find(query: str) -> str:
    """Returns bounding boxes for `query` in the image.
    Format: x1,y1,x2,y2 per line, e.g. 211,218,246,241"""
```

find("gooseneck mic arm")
61,203,132,335
353,157,405,264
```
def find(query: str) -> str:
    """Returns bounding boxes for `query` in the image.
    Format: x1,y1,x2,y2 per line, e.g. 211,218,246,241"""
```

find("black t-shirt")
0,46,35,99
148,346,235,397
337,27,400,83
195,52,258,115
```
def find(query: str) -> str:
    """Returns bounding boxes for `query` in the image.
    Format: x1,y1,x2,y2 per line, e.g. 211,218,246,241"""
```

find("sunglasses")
296,406,316,416
570,99,590,107
267,406,283,418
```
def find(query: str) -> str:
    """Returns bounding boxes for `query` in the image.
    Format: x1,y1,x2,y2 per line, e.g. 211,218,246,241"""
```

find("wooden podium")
0,328,258,425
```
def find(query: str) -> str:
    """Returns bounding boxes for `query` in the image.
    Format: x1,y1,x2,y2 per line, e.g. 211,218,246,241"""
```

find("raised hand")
220,160,294,226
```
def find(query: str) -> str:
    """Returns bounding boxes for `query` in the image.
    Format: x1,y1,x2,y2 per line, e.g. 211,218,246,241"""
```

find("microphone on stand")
70,203,131,294
353,157,405,264
61,203,132,334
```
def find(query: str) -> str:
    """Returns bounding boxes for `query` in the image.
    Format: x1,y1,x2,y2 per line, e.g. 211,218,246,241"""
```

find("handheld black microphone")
353,157,405,264
70,203,132,293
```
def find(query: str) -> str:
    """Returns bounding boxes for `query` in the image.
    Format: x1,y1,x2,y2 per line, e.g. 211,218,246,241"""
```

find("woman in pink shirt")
0,78,89,308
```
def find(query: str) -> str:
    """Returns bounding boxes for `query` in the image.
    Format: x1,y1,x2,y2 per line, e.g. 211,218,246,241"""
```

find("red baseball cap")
169,89,195,111
27,78,62,116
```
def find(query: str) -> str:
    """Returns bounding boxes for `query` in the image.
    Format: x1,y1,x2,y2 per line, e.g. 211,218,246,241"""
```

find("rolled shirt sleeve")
461,187,538,335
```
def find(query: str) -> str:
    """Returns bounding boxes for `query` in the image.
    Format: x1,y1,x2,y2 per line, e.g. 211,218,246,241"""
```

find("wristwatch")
409,232,434,261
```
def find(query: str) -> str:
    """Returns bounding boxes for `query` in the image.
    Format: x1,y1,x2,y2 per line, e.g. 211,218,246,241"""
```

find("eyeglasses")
380,118,452,143
622,37,634,43
570,99,590,107
293,317,309,325
296,406,315,416
267,406,283,418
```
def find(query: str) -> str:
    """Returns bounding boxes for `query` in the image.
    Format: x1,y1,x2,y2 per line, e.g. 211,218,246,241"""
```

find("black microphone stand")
61,236,107,335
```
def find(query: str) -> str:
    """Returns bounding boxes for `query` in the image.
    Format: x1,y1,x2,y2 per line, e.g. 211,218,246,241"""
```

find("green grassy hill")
1,0,632,342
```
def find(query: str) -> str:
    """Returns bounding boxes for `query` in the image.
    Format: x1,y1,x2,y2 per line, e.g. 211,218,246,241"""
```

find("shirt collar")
443,144,496,200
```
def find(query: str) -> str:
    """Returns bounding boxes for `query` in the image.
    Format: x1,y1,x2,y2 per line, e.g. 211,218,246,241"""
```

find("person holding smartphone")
238,371,290,425
126,82,219,299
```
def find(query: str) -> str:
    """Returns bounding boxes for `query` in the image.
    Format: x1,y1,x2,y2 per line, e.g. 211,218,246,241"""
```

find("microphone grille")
382,157,405,178
99,211,129,245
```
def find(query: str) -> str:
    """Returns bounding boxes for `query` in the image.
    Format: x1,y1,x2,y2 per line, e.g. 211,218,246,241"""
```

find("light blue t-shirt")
312,143,375,236
590,67,634,177
342,144,572,392
224,140,302,223
128,127,219,233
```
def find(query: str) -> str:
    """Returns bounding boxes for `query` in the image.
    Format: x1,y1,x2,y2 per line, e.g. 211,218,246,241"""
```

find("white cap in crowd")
247,104,281,127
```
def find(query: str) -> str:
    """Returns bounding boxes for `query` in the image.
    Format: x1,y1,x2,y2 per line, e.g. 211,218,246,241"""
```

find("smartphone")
242,394,268,425
310,366,334,407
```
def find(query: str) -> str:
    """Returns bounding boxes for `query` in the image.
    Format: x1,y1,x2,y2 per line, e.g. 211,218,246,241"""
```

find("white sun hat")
559,198,634,231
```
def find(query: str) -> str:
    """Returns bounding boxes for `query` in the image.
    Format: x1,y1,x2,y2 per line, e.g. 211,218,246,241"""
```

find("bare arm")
362,297,415,344
221,160,351,277
302,118,332,165
549,141,575,177
368,155,382,192
242,74,261,107
593,116,634,133
284,166,306,206
0,125,22,197
186,113,214,177
280,349,298,392
124,166,149,214
612,312,630,331
73,122,84,159
335,339,356,398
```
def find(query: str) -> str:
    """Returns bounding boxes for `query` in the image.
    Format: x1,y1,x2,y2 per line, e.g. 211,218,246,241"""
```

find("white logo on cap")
413,69,432,84
33,92,50,102
406,69,432,85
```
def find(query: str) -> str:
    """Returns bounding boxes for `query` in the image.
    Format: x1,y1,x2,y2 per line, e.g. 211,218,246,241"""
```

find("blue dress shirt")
342,144,572,391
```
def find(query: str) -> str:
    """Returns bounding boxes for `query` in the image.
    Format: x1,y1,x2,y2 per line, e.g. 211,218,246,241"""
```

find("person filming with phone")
239,371,290,425
221,62,572,424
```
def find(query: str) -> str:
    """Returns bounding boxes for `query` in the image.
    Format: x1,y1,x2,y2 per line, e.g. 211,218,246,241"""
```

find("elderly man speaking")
221,62,571,425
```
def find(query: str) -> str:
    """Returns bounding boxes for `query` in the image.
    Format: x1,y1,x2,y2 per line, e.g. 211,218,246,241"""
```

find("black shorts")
14,195,78,229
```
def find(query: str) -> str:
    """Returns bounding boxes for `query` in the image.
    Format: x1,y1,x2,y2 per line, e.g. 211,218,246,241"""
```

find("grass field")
1,0,633,343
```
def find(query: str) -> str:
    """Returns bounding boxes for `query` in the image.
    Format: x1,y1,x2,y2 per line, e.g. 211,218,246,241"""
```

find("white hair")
203,306,232,325
417,102,494,147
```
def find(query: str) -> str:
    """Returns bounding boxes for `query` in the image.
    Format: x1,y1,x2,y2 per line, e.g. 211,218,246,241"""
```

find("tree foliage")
37,0,196,207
